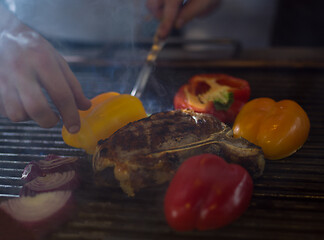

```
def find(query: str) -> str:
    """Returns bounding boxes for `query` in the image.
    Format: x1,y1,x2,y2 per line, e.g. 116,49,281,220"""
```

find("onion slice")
20,170,79,196
0,191,75,239
22,155,79,182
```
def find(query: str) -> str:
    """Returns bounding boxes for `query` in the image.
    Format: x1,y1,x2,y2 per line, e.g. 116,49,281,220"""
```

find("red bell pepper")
164,154,253,231
173,74,250,123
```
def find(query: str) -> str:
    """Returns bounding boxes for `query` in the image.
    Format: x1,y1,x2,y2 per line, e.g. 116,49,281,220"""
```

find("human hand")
146,0,221,39
0,12,91,133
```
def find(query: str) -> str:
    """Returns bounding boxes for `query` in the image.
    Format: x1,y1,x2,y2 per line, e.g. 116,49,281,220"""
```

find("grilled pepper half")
233,98,310,160
62,92,147,154
173,74,250,123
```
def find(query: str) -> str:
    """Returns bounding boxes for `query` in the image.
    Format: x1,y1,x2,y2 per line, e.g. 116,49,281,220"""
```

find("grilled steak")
92,109,265,196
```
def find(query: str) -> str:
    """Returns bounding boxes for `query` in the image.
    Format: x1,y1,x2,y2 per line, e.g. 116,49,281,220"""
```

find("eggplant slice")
92,109,265,196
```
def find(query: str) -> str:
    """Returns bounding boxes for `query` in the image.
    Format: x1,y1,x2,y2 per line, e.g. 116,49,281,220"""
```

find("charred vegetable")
92,109,265,196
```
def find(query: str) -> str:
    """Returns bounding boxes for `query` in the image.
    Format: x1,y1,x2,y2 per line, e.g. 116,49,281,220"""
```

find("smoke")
3,0,159,95
3,0,16,12
1,0,163,117
7,0,156,43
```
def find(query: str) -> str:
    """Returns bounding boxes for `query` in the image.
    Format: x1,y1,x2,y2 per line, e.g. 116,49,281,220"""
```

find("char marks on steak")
92,109,265,196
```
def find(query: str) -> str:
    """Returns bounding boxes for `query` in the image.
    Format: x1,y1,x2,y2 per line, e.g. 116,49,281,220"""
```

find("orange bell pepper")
62,92,147,154
233,98,310,160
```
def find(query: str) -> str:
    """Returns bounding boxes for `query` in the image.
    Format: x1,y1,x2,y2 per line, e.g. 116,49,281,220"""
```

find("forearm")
0,4,28,34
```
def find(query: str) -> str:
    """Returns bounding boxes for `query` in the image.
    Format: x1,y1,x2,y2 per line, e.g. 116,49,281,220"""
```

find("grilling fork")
130,34,166,98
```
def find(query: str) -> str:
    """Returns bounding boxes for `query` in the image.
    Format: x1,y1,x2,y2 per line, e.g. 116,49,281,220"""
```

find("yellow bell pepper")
62,92,147,154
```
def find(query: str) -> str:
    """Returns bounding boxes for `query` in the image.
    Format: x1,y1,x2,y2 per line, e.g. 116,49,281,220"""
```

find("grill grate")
0,61,324,239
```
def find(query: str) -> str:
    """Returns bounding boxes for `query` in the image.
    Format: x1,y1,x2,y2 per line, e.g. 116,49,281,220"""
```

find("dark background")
272,0,324,47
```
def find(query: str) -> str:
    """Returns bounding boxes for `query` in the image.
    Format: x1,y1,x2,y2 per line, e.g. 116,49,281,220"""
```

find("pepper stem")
213,92,234,110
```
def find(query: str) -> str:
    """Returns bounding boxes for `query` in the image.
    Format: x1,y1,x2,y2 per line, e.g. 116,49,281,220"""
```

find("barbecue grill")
1,40,324,240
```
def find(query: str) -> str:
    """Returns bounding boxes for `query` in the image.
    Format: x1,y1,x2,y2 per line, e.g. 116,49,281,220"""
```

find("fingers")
2,52,88,133
0,75,29,122
31,50,84,133
52,54,91,133
0,76,9,118
56,53,91,111
0,69,57,127
0,98,6,117
0,18,90,133
156,0,184,39
146,0,164,19
147,0,221,39
29,40,90,133
176,0,221,28
12,71,60,128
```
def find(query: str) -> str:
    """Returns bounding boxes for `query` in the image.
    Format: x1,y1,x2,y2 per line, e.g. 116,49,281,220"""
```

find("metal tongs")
131,35,166,98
